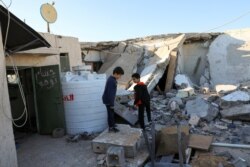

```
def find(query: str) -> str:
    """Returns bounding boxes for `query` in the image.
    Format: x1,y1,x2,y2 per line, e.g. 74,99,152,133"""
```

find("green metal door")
33,65,65,134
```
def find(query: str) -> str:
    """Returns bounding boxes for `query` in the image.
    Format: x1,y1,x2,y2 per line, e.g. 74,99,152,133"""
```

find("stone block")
92,124,142,158
188,115,200,126
106,146,125,167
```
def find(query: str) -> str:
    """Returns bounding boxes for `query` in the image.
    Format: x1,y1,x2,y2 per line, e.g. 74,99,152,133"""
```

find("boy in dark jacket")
132,73,151,130
102,66,124,132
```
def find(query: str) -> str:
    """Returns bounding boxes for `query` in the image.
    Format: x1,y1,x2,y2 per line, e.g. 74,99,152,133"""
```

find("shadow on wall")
207,32,250,86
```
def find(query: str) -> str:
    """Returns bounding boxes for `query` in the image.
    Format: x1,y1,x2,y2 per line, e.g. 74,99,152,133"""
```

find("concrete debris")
220,104,250,120
168,97,183,112
106,146,126,167
221,90,250,102
116,89,133,103
215,84,237,94
176,87,195,98
175,74,193,88
188,115,200,126
241,126,250,144
66,132,98,142
114,101,138,125
185,97,219,121
233,157,248,167
81,32,250,167
92,124,142,158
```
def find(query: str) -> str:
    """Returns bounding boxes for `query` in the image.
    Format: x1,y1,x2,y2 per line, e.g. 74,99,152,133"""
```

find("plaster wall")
0,28,18,167
5,33,82,70
178,43,209,84
207,29,250,85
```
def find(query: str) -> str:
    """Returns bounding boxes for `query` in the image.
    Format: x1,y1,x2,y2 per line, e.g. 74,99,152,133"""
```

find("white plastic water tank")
61,72,107,134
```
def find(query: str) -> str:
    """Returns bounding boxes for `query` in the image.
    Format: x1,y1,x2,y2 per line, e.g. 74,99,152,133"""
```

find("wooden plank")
165,50,178,92
188,134,213,150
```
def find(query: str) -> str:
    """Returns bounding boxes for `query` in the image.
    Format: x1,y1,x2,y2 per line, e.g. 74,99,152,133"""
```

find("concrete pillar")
0,27,18,167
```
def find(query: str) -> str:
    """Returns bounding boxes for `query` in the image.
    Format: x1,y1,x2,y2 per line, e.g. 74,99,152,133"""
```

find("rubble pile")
147,74,250,166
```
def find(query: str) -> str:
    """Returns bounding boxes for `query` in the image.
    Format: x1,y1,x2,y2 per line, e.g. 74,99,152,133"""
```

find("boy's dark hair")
113,66,124,75
132,73,140,79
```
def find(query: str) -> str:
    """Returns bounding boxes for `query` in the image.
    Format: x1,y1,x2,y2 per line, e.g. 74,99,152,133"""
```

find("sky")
3,0,250,42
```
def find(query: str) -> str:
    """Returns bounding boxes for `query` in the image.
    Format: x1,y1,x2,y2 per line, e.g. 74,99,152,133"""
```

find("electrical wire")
0,0,28,128
203,10,250,33
6,54,28,128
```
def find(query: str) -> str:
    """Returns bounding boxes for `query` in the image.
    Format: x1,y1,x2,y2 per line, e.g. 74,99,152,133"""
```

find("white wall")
0,28,17,167
207,29,250,86
5,33,82,70
178,43,209,84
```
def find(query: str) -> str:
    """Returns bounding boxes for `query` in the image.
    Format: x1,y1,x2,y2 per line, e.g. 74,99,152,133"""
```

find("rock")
221,90,250,102
165,92,176,98
233,157,248,167
207,95,220,103
188,115,200,126
168,97,183,107
220,104,250,120
169,100,180,111
52,128,65,138
185,97,219,121
214,124,228,130
176,87,195,98
241,126,250,144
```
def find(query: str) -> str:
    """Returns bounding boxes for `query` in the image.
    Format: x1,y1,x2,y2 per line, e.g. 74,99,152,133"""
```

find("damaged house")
2,3,250,166
81,29,250,166
0,5,84,167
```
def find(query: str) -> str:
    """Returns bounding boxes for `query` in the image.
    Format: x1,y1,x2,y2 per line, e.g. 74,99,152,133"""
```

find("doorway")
7,65,65,135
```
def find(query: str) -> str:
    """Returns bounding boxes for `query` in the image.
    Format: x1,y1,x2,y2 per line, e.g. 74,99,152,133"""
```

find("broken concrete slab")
114,102,138,125
221,90,250,102
92,124,142,158
116,89,133,103
241,126,250,144
106,146,126,167
176,87,195,98
185,97,219,121
220,104,250,120
215,84,237,94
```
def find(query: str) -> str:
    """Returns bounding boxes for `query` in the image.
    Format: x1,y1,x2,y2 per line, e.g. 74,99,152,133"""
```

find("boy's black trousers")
138,103,151,129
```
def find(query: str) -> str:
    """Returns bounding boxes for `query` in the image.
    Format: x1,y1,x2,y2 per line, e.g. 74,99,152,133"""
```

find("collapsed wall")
82,34,185,92
207,28,250,86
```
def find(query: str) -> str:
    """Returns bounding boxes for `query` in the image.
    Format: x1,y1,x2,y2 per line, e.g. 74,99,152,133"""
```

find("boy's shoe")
109,127,119,133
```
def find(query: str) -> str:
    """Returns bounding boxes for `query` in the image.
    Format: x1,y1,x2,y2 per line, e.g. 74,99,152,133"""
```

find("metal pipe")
212,143,250,149
177,124,183,167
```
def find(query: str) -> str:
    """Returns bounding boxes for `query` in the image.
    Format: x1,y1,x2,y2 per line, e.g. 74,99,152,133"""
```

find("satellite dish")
40,3,57,32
